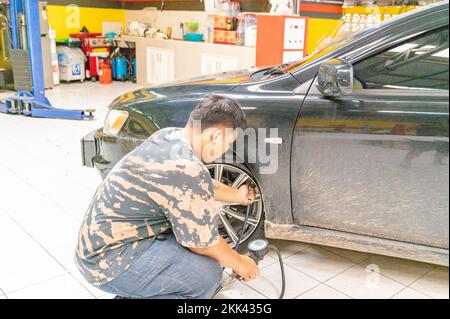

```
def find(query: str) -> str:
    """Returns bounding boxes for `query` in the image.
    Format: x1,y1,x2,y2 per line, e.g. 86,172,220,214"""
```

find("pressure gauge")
247,239,270,264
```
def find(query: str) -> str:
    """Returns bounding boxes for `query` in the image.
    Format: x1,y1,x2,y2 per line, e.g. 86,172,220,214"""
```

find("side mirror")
316,58,353,97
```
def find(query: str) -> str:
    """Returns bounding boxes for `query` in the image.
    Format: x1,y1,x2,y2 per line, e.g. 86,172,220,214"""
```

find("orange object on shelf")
214,16,235,30
256,15,309,67
99,60,112,84
214,30,237,45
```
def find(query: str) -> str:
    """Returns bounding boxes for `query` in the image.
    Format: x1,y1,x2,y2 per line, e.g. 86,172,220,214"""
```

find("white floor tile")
258,254,278,269
7,274,94,299
245,263,319,299
409,266,449,299
391,287,432,299
0,166,82,272
295,284,350,299
214,280,267,299
97,293,116,299
0,286,7,299
70,271,107,298
0,212,67,293
267,239,310,259
283,245,355,282
360,255,435,286
0,90,15,99
325,265,406,299
321,246,371,264
0,135,100,222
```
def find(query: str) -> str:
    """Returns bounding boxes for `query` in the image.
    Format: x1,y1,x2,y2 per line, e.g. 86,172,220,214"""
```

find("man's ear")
211,128,223,145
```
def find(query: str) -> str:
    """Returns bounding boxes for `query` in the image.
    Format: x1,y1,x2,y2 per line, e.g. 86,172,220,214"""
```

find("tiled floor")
0,82,448,299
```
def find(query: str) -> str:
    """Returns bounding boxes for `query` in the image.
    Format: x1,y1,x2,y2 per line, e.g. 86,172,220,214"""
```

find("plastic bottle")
99,60,112,84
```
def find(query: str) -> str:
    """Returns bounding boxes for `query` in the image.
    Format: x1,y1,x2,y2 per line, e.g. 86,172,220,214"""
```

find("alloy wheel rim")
206,163,263,247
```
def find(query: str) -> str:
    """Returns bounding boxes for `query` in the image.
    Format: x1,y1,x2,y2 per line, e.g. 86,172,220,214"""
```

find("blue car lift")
0,0,94,120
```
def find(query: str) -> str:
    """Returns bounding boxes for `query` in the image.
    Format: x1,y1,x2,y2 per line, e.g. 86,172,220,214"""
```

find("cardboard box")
214,16,235,30
226,31,237,44
213,30,226,43
213,30,237,45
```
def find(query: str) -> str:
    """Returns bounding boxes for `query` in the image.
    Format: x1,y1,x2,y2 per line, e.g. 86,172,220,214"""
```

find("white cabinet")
201,54,239,75
146,47,174,84
283,18,306,50
282,51,304,64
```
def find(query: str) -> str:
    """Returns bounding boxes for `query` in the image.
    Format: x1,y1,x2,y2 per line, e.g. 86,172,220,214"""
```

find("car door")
291,26,449,249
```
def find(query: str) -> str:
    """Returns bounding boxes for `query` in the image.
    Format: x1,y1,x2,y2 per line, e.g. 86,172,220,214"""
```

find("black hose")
234,199,251,251
213,187,251,297
215,182,286,299
269,245,285,299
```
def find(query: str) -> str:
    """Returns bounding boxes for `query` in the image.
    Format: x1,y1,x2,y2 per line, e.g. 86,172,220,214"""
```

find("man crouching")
75,95,259,299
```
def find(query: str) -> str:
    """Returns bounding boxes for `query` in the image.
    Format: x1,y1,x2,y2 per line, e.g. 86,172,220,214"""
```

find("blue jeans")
99,234,223,299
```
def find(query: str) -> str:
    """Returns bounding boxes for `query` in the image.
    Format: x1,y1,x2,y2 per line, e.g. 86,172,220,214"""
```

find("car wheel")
206,163,265,253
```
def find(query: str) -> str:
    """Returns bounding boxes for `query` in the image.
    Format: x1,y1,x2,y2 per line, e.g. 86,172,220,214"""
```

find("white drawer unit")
201,54,239,75
147,47,174,84
283,18,306,50
282,50,304,64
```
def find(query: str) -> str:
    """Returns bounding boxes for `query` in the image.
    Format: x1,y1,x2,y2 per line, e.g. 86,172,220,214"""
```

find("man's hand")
234,255,260,282
237,184,256,206
189,237,260,282
213,180,256,206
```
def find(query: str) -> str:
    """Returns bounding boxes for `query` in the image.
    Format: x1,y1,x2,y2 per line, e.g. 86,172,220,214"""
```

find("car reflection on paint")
81,2,449,265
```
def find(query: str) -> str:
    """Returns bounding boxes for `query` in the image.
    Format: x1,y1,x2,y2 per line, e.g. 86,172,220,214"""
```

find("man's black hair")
188,95,247,130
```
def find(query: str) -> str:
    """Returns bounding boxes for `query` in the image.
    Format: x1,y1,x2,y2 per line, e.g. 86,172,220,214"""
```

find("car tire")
206,162,265,254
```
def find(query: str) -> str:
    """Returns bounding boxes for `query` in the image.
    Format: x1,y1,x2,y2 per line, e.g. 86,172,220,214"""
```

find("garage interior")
0,0,448,300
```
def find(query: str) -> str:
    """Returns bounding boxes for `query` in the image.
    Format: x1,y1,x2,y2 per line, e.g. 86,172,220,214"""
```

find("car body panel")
265,221,448,266
95,73,306,224
108,67,271,110
292,88,449,249
286,0,449,82
291,9,449,252
222,75,307,225
81,1,450,265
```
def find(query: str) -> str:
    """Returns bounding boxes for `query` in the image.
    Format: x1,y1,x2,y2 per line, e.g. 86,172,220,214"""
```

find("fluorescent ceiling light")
383,85,441,91
414,45,437,55
432,48,449,58
389,43,418,53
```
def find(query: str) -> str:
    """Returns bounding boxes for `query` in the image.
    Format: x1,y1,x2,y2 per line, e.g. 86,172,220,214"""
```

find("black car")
82,1,449,265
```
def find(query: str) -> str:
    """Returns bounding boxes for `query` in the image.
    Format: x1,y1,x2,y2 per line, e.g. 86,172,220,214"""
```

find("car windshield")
282,37,352,74
251,38,350,81
281,4,439,74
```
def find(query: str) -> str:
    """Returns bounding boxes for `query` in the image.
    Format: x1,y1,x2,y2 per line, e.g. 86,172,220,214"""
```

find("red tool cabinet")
69,33,111,80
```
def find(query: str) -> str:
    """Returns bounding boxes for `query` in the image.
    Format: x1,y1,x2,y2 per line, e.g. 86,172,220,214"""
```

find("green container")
184,22,199,33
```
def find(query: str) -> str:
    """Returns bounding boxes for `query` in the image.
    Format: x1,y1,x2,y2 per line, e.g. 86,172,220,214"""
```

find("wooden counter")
118,36,256,86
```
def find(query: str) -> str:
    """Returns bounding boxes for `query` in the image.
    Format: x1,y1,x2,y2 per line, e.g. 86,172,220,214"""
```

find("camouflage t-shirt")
75,127,220,286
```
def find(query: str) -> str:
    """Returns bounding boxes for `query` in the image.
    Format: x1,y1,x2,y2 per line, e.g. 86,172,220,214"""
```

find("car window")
283,40,350,74
353,26,449,91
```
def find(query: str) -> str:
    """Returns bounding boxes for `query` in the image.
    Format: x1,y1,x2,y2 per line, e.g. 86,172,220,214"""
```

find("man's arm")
212,180,255,205
189,237,259,282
